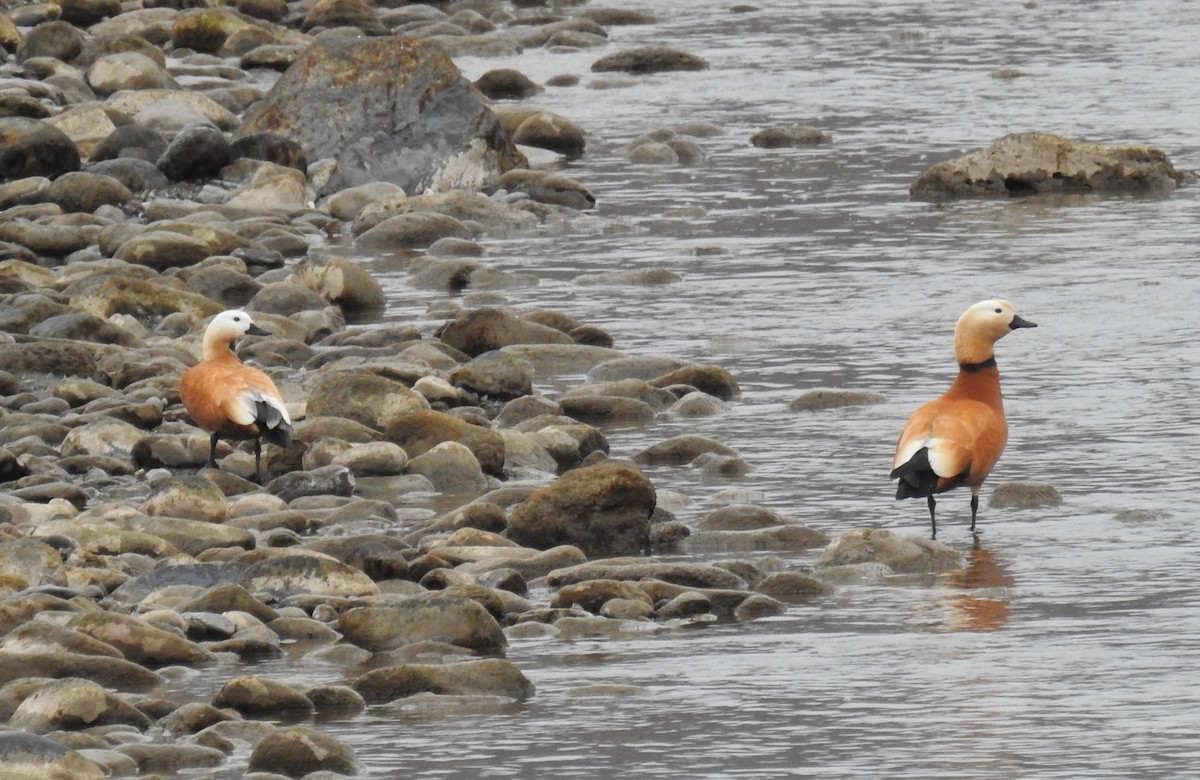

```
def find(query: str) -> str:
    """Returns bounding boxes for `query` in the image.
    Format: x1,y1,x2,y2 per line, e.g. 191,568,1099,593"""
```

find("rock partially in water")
988,481,1063,509
159,701,238,736
816,529,961,574
248,724,360,776
211,675,315,718
910,132,1193,201
288,256,385,312
265,464,355,503
9,677,152,734
116,743,226,774
755,571,832,602
750,124,831,148
547,559,748,590
338,595,506,654
633,434,737,465
438,307,573,357
353,658,534,703
0,732,105,780
591,46,709,74
0,651,163,691
507,460,654,555
551,579,654,614
70,611,218,666
474,69,541,100
789,389,888,411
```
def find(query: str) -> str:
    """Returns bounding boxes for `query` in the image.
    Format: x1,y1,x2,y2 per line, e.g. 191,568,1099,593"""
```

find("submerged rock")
248,725,360,776
816,529,961,573
989,481,1063,509
353,658,534,703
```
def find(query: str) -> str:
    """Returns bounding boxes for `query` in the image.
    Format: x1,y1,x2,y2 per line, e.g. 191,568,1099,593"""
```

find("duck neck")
947,360,1004,409
202,335,238,362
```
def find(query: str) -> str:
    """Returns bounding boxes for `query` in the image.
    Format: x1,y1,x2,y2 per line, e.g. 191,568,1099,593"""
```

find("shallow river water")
219,0,1200,776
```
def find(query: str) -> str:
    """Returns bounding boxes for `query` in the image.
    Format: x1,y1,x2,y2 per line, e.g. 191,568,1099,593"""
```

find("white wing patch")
894,437,933,470
925,440,961,478
231,390,291,427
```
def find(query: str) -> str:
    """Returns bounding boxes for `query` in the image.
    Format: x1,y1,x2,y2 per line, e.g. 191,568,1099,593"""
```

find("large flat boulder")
238,36,526,193
910,132,1192,200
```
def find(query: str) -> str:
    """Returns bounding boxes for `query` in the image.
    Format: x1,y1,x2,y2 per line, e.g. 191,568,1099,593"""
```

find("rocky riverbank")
0,0,1074,777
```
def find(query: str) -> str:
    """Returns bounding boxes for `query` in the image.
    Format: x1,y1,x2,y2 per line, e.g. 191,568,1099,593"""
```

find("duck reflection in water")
943,541,1013,632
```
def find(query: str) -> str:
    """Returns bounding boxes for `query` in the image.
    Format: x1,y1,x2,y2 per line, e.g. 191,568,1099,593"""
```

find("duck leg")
252,438,263,484
207,433,220,468
927,495,937,539
970,491,980,533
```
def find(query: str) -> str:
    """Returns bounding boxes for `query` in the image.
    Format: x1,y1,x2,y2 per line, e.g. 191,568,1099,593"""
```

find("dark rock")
229,131,307,170
507,460,654,555
591,46,709,74
0,341,98,379
474,68,541,100
0,117,80,179
0,732,106,779
89,123,167,164
157,125,232,181
86,157,170,192
238,36,526,193
16,21,86,63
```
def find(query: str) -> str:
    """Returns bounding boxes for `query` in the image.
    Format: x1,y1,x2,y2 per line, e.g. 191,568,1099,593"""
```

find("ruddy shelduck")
890,300,1036,537
180,310,292,483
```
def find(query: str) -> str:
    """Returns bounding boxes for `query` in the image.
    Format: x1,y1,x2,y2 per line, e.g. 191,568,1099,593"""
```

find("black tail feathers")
890,447,939,499
891,447,971,499
254,399,293,447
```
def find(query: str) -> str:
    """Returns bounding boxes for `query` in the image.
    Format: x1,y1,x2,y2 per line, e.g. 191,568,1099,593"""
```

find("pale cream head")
202,310,268,361
953,299,1035,364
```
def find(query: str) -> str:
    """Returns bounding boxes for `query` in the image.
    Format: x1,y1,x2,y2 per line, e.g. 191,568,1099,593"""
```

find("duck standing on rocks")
890,300,1036,538
180,310,292,483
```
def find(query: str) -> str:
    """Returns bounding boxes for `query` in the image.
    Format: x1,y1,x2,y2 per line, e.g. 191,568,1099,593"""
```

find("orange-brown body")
179,310,292,483
180,356,286,442
892,365,1007,496
890,300,1035,537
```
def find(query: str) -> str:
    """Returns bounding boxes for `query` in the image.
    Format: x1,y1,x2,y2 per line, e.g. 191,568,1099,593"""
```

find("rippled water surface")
263,0,1200,776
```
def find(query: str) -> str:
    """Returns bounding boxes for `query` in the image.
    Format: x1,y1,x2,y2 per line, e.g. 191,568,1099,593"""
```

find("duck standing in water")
180,310,293,483
890,300,1036,538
